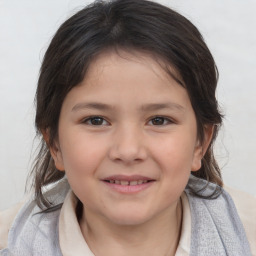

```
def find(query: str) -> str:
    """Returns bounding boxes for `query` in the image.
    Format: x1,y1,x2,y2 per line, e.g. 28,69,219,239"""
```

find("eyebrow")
72,102,184,112
72,102,114,112
140,103,184,112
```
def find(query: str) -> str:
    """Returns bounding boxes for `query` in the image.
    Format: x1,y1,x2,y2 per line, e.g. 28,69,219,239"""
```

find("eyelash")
148,116,174,126
82,116,109,126
81,116,174,126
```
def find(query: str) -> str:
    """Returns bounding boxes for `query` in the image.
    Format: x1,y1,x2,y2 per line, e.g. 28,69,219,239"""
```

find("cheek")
152,134,196,172
59,130,108,178
156,141,193,199
149,132,196,197
59,131,109,207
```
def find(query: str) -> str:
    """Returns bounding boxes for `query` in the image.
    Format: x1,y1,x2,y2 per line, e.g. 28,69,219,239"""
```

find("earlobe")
191,125,214,172
42,129,65,171
191,144,203,172
49,145,65,171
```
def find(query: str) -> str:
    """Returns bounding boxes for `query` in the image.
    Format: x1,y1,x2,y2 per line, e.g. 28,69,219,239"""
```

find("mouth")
102,175,155,193
103,180,154,185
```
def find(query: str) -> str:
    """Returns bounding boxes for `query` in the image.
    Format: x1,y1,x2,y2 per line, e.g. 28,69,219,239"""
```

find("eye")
148,116,172,126
82,116,109,126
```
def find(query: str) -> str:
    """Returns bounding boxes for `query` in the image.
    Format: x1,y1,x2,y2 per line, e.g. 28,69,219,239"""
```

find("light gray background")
0,0,255,210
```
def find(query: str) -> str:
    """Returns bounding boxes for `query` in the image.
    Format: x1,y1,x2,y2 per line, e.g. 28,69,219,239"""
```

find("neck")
79,199,182,256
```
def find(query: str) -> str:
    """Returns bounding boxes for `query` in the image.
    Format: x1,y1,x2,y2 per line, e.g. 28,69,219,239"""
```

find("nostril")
108,141,148,164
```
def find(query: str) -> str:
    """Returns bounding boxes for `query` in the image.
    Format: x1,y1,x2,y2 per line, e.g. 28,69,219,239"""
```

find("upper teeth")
109,180,147,185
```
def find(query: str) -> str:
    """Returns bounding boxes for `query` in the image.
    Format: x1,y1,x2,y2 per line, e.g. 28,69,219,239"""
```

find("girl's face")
51,51,209,225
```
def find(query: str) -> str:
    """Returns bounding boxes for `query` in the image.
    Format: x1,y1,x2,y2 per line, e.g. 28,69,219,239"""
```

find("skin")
49,51,213,256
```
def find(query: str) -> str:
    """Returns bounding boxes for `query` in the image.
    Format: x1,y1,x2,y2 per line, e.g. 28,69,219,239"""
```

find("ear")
191,125,214,172
42,129,65,171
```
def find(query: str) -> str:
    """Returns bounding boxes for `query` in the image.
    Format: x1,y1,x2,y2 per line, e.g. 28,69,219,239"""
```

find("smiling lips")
102,175,155,193
107,180,148,185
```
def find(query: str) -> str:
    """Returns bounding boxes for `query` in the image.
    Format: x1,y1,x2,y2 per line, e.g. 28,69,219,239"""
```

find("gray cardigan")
0,176,252,256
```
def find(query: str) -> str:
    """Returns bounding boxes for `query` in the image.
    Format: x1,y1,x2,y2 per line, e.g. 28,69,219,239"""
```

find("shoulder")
186,176,253,254
0,179,71,254
0,178,70,251
224,185,256,255
0,202,24,249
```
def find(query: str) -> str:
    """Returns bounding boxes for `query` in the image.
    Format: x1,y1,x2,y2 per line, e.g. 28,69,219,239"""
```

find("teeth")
108,180,150,185
130,181,138,186
120,180,129,185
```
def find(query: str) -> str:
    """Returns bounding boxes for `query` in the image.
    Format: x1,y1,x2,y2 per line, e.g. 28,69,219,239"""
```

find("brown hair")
31,0,223,209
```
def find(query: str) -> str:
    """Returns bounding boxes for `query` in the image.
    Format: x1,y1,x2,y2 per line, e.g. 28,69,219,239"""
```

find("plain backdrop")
0,0,256,210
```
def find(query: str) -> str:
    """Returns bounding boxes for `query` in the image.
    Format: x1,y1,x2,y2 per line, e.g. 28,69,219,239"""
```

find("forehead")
85,49,184,87
62,50,191,112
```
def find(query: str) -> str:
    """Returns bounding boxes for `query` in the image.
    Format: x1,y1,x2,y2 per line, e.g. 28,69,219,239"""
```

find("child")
0,0,255,255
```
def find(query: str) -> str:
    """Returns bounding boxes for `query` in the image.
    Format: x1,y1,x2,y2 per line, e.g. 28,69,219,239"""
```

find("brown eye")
83,116,108,126
91,117,104,125
149,117,172,126
152,117,164,125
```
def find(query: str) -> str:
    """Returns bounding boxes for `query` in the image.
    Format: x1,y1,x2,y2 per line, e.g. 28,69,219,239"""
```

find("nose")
108,124,148,165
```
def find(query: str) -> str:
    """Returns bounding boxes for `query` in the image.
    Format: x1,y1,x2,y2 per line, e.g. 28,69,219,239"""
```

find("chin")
106,209,152,226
